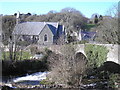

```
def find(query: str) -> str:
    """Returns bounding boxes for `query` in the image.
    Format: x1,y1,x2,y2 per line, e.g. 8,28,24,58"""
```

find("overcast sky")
0,0,118,18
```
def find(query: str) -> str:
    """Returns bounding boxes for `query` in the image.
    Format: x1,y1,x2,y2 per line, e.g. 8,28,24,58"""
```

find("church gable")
38,24,54,45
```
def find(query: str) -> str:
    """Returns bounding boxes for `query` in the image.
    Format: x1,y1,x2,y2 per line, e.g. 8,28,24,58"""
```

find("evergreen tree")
99,15,103,20
94,15,98,24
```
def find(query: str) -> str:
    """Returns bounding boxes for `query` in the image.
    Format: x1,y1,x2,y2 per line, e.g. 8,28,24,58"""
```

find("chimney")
16,11,20,24
44,22,46,25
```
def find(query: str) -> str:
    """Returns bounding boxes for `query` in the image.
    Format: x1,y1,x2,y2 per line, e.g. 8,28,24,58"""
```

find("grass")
40,79,54,85
85,24,96,31
2,51,32,60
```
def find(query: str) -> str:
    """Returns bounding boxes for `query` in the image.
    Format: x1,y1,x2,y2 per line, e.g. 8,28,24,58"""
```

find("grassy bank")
85,24,96,31
2,51,32,60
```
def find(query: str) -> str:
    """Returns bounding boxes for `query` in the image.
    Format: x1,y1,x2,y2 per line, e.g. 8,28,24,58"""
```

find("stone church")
13,22,66,45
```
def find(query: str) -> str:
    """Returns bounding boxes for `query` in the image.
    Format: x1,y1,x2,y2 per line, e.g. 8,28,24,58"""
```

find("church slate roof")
47,24,57,35
13,22,58,36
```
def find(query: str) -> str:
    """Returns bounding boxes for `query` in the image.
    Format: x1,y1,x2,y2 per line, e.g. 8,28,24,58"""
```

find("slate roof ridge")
13,22,60,36
20,21,58,24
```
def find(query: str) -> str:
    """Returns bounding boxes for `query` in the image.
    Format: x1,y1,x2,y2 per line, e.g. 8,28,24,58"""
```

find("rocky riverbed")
1,83,64,89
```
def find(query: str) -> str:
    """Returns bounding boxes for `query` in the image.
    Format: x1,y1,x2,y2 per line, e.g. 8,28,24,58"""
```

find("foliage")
40,80,49,85
85,24,96,31
94,71,120,88
85,44,109,69
82,62,120,89
99,15,103,20
30,46,38,55
94,15,98,24
40,79,54,85
108,73,120,88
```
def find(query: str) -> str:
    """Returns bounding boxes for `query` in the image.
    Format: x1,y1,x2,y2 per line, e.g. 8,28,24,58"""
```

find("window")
44,34,47,41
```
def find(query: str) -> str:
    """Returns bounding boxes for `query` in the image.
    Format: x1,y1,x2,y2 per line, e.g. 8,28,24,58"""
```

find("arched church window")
44,34,47,41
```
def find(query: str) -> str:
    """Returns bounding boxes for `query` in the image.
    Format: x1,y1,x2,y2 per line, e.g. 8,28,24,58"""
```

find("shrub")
40,79,54,85
30,46,38,55
108,73,120,88
85,44,109,69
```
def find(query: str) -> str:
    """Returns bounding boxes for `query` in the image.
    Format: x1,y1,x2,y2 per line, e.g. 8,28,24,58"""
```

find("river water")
2,72,48,85
1,72,117,89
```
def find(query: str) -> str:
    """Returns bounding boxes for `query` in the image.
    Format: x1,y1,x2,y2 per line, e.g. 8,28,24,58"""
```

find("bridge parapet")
101,44,119,64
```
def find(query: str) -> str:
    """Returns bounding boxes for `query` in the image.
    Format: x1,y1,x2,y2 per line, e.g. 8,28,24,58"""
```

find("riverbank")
2,59,48,76
1,71,120,89
1,83,64,89
1,82,120,89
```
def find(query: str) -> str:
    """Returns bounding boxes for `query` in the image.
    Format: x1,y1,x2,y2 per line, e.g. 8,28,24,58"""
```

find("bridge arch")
75,52,87,63
98,61,120,74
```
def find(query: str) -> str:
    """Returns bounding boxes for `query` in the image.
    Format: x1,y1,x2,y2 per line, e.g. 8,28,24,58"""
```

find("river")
2,72,48,86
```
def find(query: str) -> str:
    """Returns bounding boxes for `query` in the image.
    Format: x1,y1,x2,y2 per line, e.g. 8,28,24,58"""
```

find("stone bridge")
33,44,119,65
46,44,120,65
2,42,119,64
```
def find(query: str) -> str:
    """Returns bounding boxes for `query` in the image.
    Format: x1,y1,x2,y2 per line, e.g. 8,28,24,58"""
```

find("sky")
0,0,119,18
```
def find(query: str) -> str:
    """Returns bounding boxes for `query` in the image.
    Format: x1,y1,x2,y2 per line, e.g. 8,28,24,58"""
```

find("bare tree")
2,15,16,45
93,5,119,44
1,15,17,61
106,4,118,18
56,35,66,45
47,45,87,88
2,15,26,61
25,7,88,33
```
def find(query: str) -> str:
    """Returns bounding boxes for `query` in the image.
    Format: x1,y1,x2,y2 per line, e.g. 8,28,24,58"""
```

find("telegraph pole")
12,11,20,61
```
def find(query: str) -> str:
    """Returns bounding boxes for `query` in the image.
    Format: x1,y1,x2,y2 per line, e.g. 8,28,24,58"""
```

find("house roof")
81,31,96,39
13,22,58,35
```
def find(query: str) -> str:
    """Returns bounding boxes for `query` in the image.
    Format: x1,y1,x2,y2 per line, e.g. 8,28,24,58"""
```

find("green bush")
108,73,120,88
85,44,109,68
